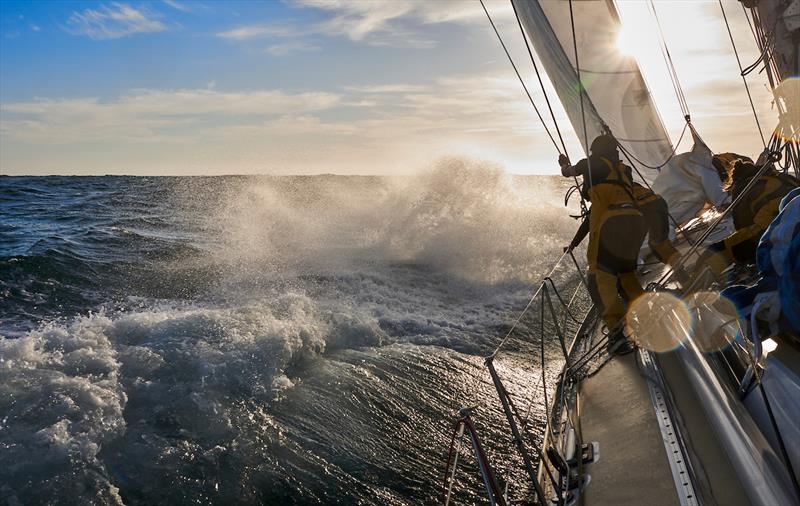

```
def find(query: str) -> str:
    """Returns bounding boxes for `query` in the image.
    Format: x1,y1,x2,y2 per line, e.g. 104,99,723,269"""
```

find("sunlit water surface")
0,161,587,504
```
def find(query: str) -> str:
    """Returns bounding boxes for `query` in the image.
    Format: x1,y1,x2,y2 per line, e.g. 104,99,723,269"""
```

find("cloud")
67,3,166,39
215,24,300,40
1,88,341,143
294,0,491,41
162,0,191,13
0,72,573,174
30,24,41,32
0,73,567,174
264,41,320,56
345,84,428,94
218,0,511,49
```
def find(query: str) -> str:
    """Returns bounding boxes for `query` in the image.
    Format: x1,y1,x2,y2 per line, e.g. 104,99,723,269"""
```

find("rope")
568,0,593,190
718,0,767,149
509,0,568,155
489,250,570,358
648,0,690,119
617,120,689,171
479,0,563,154
510,0,589,213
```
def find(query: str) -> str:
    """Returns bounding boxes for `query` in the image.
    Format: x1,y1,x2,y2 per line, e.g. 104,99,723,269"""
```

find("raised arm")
559,154,579,177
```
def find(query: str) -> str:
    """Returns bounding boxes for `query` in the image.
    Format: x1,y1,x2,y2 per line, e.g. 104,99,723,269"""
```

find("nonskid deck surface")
578,352,681,506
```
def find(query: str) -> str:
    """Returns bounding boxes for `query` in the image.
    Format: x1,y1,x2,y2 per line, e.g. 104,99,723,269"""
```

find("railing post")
543,286,570,365
486,357,551,505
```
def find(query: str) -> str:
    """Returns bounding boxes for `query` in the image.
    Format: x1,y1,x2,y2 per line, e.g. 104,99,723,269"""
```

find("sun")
615,26,637,57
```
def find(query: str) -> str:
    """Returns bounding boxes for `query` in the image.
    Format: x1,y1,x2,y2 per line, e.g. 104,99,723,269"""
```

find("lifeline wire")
479,0,563,154
489,250,570,358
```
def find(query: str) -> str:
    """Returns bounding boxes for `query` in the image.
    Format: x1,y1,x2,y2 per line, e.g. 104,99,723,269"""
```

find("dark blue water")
0,163,584,505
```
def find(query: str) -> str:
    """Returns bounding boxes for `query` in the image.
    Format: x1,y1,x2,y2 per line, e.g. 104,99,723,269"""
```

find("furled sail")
511,0,675,183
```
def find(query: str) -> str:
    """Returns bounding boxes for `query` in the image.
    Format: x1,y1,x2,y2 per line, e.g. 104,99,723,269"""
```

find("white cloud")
345,84,428,94
0,73,565,174
1,70,581,177
215,24,300,40
67,3,166,40
264,41,320,56
30,24,41,32
1,88,341,143
294,0,492,42
218,0,511,48
162,0,191,13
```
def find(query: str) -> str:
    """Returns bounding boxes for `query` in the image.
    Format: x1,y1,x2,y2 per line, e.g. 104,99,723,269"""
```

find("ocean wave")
203,158,576,284
0,292,393,503
0,162,583,504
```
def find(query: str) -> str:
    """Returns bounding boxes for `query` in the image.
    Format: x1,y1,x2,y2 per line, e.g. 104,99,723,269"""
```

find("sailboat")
442,1,800,505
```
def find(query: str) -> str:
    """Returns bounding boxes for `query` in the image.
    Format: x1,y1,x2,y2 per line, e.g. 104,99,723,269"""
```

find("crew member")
561,134,646,353
566,183,680,269
697,159,799,276
632,183,682,269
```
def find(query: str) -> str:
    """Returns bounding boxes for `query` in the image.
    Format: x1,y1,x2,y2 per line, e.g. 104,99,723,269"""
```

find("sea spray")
195,157,575,284
0,162,584,504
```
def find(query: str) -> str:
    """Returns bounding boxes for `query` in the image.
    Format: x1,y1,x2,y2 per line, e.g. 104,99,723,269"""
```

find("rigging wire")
648,0,690,120
718,0,767,149
509,0,588,213
568,0,593,191
617,120,690,171
478,0,563,154
509,0,568,155
740,1,758,41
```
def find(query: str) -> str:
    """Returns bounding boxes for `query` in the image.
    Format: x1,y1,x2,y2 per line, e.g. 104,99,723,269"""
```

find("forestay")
512,0,674,184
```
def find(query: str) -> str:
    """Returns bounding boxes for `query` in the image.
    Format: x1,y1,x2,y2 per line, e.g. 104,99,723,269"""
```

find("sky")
0,0,777,175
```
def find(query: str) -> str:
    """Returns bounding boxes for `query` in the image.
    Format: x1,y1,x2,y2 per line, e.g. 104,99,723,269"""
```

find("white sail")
512,0,674,182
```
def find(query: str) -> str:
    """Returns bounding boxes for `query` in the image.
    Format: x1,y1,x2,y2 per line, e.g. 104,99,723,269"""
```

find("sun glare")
616,27,636,57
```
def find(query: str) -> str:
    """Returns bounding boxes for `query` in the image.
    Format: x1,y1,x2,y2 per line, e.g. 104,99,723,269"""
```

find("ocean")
0,159,589,505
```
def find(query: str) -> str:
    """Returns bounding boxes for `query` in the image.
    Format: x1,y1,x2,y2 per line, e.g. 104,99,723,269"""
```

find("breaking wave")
0,158,580,504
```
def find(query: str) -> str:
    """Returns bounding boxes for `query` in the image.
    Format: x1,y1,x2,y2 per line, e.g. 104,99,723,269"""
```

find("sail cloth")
651,129,725,225
511,0,674,184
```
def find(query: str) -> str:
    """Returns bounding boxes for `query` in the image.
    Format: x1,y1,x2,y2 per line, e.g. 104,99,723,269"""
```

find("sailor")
631,183,682,269
561,134,646,354
711,152,753,187
566,183,681,271
696,159,800,276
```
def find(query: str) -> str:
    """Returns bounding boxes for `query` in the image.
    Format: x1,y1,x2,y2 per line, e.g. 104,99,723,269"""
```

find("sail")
512,0,675,183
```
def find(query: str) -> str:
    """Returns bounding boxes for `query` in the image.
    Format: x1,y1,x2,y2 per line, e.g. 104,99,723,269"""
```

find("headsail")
511,0,674,183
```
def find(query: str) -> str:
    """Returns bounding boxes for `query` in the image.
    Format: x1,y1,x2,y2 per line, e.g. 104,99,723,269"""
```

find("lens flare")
773,78,799,143
685,291,742,353
625,292,691,353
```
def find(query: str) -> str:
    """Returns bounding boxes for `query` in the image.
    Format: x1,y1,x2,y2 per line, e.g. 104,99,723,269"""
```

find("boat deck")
578,352,681,506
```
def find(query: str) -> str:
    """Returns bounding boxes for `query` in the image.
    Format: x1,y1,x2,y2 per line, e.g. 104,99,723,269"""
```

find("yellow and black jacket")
715,171,799,263
570,156,643,272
